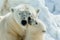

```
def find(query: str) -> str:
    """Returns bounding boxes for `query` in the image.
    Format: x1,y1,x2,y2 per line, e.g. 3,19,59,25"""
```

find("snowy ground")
0,0,60,40
38,6,60,40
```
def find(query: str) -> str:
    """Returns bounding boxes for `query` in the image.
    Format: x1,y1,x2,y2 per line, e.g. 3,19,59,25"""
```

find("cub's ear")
35,9,40,17
36,9,40,13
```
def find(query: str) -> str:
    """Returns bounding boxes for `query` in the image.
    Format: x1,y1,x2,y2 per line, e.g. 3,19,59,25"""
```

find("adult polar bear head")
11,4,39,26
0,4,46,40
11,4,46,40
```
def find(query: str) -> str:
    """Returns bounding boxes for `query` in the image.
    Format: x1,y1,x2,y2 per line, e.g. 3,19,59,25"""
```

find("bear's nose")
28,17,31,25
21,20,27,26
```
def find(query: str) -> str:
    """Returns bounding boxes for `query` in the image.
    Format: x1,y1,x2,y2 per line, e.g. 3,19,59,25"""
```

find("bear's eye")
19,11,23,15
25,11,31,15
19,13,21,15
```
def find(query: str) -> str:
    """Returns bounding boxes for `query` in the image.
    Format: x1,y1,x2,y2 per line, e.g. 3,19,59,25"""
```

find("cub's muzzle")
28,17,31,25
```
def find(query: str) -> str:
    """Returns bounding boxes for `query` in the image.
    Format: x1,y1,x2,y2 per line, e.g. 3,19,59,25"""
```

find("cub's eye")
19,13,21,15
42,30,46,33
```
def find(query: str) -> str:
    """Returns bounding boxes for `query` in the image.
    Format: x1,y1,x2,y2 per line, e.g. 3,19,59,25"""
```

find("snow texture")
0,0,45,9
38,3,60,40
45,0,60,15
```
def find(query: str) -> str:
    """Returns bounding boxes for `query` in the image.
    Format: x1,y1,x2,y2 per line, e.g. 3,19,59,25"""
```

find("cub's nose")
21,20,27,26
28,17,31,25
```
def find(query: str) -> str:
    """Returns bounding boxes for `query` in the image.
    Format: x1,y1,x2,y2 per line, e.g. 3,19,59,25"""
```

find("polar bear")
0,4,46,40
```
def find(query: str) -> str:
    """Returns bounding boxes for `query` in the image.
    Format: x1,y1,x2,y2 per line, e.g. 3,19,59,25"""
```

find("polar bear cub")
0,4,46,40
24,18,46,40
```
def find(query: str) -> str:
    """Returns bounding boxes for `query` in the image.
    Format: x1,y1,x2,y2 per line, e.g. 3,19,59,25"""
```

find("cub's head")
11,4,39,26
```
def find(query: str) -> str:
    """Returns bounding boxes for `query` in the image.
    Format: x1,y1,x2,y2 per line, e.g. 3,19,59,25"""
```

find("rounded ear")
35,9,40,17
10,8,14,13
36,9,40,13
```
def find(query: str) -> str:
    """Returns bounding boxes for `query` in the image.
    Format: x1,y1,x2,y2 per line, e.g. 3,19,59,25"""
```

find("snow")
45,0,60,15
0,0,60,40
38,4,60,40
0,0,45,9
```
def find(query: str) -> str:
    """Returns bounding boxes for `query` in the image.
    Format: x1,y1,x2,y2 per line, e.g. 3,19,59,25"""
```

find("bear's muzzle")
21,20,27,26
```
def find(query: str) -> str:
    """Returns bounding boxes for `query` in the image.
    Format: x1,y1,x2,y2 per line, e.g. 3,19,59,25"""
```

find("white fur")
24,18,46,40
0,4,46,40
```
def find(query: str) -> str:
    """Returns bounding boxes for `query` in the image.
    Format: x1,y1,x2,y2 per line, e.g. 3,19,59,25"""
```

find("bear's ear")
10,8,15,13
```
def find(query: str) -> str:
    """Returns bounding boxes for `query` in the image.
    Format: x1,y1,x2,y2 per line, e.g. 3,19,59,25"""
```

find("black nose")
21,20,27,26
28,17,31,25
28,17,31,20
